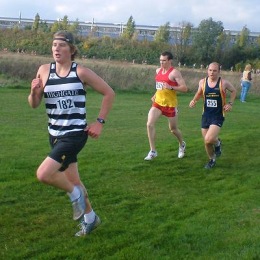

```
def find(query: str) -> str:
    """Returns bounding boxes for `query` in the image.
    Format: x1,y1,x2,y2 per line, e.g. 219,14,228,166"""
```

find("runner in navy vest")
189,62,236,169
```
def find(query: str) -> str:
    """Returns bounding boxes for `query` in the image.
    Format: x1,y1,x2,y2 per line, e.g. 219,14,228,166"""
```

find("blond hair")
244,64,252,71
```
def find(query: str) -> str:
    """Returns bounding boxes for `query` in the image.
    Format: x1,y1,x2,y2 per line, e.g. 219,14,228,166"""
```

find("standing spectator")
28,31,115,236
144,51,188,160
240,64,252,102
189,62,237,169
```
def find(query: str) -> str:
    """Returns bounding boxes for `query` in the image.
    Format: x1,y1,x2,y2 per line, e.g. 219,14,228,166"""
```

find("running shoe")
204,159,216,169
144,150,157,160
75,215,101,236
178,141,186,158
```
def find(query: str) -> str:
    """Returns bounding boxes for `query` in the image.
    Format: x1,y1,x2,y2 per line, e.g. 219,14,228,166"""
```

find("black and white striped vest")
44,62,87,136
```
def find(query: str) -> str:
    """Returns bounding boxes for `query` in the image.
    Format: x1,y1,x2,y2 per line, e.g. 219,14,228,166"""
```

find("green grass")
0,88,259,259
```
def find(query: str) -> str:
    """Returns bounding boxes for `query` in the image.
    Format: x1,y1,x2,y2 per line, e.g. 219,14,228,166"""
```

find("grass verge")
0,88,259,259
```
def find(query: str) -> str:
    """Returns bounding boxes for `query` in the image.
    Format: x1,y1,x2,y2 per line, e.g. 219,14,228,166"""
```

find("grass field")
0,87,259,259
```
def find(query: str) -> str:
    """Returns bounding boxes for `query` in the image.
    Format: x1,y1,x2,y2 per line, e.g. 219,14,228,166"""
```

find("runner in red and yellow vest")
154,66,179,108
144,51,188,161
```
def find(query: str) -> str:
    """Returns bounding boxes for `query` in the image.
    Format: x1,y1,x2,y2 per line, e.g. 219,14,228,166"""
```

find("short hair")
53,31,77,60
161,51,173,60
209,62,221,71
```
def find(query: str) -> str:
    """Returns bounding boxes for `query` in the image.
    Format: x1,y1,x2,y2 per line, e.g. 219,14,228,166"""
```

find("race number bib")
156,82,164,90
56,98,75,110
206,99,217,107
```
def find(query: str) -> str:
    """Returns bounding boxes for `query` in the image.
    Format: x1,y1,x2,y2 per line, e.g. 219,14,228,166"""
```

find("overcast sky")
0,0,259,32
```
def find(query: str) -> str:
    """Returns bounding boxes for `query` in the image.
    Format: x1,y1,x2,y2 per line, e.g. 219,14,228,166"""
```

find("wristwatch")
97,118,105,124
228,102,233,106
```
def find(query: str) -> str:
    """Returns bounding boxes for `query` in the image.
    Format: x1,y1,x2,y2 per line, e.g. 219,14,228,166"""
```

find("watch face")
97,118,105,124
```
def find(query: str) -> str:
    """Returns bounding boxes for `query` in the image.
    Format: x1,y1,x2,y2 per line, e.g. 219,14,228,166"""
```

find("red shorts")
152,102,177,117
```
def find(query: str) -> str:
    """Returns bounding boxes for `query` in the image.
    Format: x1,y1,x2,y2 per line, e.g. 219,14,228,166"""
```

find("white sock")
84,210,96,224
68,186,80,202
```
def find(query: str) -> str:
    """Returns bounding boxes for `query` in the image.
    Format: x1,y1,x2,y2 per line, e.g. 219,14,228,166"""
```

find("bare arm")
151,92,156,102
78,65,115,138
224,79,237,104
189,79,204,108
222,79,237,112
166,69,188,93
78,66,115,120
28,65,46,108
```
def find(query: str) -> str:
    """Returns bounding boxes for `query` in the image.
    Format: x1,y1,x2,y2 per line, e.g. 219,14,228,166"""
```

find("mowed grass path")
0,88,259,259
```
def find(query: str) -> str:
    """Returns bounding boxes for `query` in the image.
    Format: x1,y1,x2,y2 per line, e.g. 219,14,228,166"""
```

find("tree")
122,16,135,39
172,21,193,63
192,17,224,64
154,22,170,43
61,15,70,30
68,19,80,34
236,26,250,48
50,15,70,33
32,13,40,32
213,31,233,68
38,21,50,33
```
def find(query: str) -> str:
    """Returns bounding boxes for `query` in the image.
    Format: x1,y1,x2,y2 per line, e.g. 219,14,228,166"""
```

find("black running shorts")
201,115,225,129
49,131,88,171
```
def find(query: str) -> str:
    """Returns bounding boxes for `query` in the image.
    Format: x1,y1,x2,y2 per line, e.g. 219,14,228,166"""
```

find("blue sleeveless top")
202,77,226,117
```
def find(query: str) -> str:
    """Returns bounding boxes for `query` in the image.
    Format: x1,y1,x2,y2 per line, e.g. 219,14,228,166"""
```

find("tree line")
1,14,260,71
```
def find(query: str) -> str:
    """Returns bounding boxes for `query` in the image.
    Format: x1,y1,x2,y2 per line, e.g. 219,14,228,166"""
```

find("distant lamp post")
85,18,94,32
18,11,21,25
120,22,123,35
115,22,123,36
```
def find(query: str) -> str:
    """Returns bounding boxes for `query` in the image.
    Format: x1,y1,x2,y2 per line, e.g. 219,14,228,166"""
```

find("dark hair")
54,30,74,44
161,51,173,60
53,31,77,60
